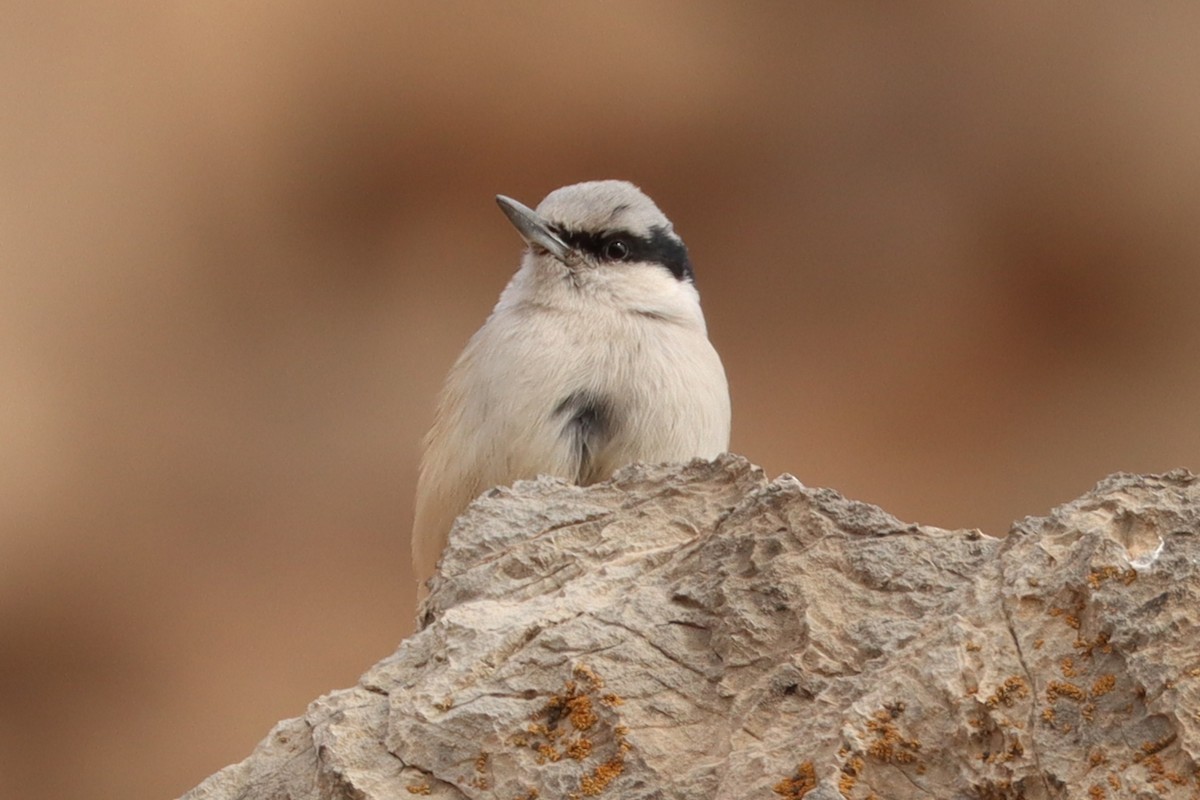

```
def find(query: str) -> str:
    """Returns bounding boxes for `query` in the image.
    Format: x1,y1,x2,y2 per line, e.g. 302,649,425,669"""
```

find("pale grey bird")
412,180,730,595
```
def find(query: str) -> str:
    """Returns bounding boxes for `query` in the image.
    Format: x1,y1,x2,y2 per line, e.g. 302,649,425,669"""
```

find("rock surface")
181,456,1200,800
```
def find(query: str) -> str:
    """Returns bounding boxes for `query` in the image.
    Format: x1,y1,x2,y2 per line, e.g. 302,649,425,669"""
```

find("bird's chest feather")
479,308,688,434
537,310,683,405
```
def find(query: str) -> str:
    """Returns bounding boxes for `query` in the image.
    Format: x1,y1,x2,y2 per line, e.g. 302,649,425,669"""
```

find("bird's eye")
604,240,629,261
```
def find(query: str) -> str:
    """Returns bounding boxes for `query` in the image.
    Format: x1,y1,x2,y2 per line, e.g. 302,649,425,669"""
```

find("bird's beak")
496,195,574,263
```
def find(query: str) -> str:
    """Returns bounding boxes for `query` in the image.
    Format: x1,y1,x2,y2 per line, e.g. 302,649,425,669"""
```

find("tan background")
3,4,1199,797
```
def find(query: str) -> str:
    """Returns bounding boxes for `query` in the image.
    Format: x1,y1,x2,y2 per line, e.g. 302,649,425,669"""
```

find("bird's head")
496,181,700,318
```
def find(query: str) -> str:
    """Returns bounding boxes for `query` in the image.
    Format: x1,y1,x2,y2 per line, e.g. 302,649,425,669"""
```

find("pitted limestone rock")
182,457,1200,800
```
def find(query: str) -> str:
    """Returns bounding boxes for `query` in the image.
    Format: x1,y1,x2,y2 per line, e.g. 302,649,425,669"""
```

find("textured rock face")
181,456,1200,800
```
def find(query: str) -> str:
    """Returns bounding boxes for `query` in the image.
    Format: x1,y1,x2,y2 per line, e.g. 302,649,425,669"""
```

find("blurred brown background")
3,3,1198,797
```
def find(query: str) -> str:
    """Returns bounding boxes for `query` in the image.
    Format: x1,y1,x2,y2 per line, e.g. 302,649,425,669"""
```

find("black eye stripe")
552,225,694,283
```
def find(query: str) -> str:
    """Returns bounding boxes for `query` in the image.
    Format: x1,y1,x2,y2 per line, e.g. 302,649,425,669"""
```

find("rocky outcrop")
181,456,1200,799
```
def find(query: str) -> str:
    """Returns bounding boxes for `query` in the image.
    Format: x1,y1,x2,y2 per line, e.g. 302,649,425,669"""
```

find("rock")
181,455,1200,800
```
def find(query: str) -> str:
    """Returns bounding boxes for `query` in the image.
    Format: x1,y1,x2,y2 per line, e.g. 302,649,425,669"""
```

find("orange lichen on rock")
1046,681,1087,703
1046,596,1086,631
405,782,431,795
1090,674,1116,697
614,726,631,755
980,738,1026,766
838,756,863,796
1137,752,1188,791
865,707,921,765
1136,735,1175,759
1088,565,1137,587
566,738,593,761
579,758,624,796
567,693,597,731
537,743,561,764
773,761,817,799
573,663,605,692
1074,631,1113,658
986,676,1030,708
523,666,630,796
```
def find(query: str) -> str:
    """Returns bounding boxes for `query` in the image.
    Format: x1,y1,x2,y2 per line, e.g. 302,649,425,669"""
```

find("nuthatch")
412,180,730,595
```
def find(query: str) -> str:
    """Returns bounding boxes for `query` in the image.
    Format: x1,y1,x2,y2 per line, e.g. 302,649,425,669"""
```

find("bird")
411,180,730,597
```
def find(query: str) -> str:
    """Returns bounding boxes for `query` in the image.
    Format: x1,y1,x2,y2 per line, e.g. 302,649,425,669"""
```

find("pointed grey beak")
496,195,573,263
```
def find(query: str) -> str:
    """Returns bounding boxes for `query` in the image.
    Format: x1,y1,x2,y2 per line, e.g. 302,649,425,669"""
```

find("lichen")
1046,680,1087,703
865,707,921,764
773,761,816,799
579,758,624,796
1090,674,1116,697
985,676,1030,708
519,664,629,796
